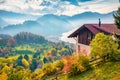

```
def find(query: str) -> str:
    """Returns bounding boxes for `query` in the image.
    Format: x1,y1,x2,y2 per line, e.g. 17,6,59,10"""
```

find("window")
88,33,92,40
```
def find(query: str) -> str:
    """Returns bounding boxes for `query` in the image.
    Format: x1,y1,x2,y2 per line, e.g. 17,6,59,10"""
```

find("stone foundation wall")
77,43,90,56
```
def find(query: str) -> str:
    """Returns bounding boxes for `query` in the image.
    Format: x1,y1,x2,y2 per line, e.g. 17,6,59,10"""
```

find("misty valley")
0,0,120,80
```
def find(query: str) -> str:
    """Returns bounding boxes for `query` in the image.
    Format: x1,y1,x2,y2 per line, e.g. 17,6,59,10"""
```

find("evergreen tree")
30,59,37,71
113,7,120,29
24,54,29,61
113,7,120,47
43,57,48,63
18,55,23,60
16,55,23,67
33,54,37,58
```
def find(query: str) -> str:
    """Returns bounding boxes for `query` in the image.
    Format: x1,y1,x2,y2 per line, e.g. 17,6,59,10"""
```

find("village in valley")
0,0,120,80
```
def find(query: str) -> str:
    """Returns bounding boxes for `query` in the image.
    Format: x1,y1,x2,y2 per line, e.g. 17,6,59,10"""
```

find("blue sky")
0,0,119,16
61,0,92,5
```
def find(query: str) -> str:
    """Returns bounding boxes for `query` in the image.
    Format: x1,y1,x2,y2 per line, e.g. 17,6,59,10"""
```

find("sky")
0,0,119,16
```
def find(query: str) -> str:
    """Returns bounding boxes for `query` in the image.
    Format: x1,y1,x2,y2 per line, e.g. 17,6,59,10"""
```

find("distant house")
68,23,120,55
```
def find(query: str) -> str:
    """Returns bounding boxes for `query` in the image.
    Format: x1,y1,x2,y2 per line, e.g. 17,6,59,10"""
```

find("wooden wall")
78,28,94,45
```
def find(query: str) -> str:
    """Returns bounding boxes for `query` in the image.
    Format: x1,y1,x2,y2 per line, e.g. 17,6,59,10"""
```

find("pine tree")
16,55,23,67
113,7,120,29
113,7,120,47
30,59,38,71
24,54,29,61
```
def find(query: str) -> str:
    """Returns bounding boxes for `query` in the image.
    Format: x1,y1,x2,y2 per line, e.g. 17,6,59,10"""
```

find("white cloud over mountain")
0,0,119,16
60,28,78,43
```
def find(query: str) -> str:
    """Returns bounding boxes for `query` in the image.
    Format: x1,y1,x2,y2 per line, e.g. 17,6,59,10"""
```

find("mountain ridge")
0,10,115,42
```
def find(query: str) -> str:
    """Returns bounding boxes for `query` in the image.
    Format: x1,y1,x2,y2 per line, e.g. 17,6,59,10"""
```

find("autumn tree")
0,72,8,80
55,60,64,70
0,47,10,58
7,38,16,47
22,58,29,68
8,67,31,80
90,33,119,60
42,63,56,76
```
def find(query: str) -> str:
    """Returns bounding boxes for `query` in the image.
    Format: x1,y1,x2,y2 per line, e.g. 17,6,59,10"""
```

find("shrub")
90,33,119,61
55,60,64,71
31,69,45,80
109,49,120,61
1,65,11,75
42,63,56,76
62,55,76,73
70,62,85,76
8,67,31,80
78,55,91,70
69,55,91,76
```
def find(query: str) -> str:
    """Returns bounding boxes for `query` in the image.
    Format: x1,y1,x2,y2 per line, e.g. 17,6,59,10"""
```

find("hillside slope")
46,61,120,80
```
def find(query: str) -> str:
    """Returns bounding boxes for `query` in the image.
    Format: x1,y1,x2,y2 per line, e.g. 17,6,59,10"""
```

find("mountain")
37,14,74,35
71,12,104,20
0,14,74,36
0,10,38,19
0,10,38,25
0,10,27,19
0,18,8,27
0,34,11,39
65,11,115,27
0,11,115,42
0,20,42,35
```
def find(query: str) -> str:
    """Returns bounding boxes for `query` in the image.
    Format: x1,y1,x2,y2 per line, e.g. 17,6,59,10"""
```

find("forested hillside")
14,32,48,44
0,31,75,80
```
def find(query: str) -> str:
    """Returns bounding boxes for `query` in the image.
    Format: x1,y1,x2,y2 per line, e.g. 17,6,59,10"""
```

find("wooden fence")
90,55,109,66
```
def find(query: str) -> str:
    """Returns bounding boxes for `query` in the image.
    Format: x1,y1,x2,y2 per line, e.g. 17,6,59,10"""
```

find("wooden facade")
77,27,94,45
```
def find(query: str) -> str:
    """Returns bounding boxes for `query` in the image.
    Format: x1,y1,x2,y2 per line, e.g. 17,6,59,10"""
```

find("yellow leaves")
62,58,67,64
90,33,119,58
14,45,36,53
0,72,8,80
72,52,77,56
42,63,56,75
32,69,46,80
61,47,67,51
78,64,85,72
22,58,29,68
37,70,45,79
7,57,16,64
37,72,45,80
1,65,10,73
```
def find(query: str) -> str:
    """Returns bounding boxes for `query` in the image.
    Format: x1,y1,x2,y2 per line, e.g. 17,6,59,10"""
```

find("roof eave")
68,25,85,38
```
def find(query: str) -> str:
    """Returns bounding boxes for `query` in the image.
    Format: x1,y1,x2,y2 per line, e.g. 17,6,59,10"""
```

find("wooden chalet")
68,23,120,55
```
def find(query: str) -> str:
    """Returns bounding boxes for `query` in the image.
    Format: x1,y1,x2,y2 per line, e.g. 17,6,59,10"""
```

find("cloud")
60,28,79,43
0,0,119,16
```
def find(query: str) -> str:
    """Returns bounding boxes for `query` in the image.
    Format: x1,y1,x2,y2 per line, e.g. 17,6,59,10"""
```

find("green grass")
46,61,120,80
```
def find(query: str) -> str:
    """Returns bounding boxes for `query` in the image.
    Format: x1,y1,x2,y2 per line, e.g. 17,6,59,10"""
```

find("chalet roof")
68,24,120,37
